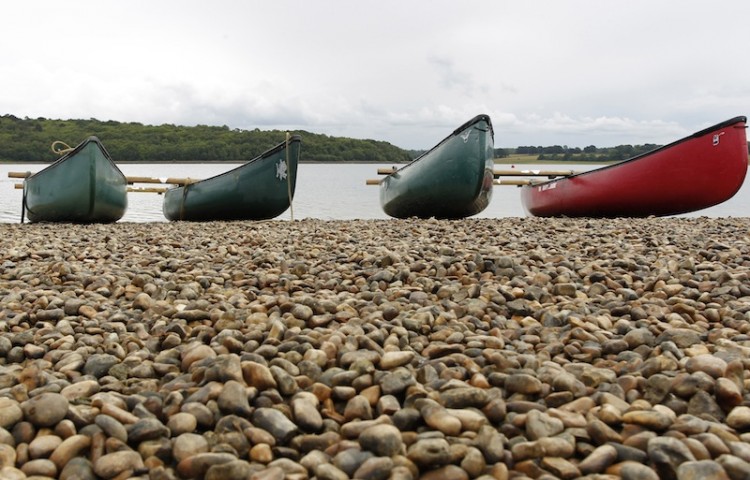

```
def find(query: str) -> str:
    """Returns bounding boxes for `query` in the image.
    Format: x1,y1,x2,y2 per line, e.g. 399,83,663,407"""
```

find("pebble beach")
1,217,750,480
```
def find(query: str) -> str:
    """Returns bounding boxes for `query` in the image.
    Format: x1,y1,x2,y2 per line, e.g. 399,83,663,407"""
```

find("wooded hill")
6,114,741,164
0,115,412,163
497,144,669,163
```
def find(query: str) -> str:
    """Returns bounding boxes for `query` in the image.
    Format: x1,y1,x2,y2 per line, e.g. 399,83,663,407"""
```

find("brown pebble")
49,434,91,470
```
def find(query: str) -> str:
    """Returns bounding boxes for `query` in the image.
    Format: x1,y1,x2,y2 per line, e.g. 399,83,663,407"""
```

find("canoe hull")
520,116,748,217
380,114,494,219
163,136,301,221
23,137,127,223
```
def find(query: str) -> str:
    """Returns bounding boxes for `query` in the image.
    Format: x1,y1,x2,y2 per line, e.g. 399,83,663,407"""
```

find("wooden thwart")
8,171,32,179
125,176,198,186
375,168,577,178
493,169,577,178
128,187,168,193
8,171,198,186
15,183,168,193
494,179,539,186
370,178,542,186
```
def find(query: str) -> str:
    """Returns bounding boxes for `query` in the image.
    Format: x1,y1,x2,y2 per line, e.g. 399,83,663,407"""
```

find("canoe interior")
23,137,128,223
163,135,301,221
380,114,495,219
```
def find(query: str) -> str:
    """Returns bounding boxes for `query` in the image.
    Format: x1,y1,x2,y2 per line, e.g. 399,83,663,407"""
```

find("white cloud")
1,0,749,149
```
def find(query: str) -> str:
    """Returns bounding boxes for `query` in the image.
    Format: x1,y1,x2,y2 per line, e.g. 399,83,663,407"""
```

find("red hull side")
521,117,748,217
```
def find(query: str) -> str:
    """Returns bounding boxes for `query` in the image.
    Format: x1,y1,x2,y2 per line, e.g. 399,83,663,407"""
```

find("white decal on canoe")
460,130,471,143
538,182,557,191
276,159,288,180
713,132,725,146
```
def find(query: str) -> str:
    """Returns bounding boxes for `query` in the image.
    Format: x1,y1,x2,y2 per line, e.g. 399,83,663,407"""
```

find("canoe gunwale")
25,136,126,181
520,115,748,217
523,116,747,188
379,114,495,219
384,114,494,177
22,136,127,223
163,135,301,221
165,135,302,195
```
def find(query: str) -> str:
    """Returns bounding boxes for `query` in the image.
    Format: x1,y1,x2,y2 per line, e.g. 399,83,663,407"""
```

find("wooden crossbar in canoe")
371,178,542,186
7,171,32,179
8,171,198,186
493,169,577,178
126,176,199,186
494,179,540,187
128,187,169,193
375,168,578,178
14,183,169,193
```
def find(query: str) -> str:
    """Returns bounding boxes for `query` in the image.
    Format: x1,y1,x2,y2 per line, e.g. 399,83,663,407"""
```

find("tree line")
498,144,663,162
4,114,744,164
0,115,412,163
501,141,750,162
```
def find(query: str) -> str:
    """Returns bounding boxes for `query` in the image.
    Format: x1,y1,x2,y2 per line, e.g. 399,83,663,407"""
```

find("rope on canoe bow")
51,141,74,156
285,132,294,221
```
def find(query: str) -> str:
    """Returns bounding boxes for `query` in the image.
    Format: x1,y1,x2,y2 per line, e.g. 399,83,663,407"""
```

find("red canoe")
520,116,748,217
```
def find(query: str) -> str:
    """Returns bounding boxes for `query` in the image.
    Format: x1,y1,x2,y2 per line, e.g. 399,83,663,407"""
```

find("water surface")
0,163,746,222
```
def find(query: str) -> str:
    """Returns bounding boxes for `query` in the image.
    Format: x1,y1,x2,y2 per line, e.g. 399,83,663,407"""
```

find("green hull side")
24,137,127,223
380,114,494,219
163,136,301,221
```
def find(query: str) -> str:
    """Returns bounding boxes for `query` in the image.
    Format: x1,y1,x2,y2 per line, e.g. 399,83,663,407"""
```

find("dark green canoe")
163,135,301,221
380,114,494,219
22,137,127,223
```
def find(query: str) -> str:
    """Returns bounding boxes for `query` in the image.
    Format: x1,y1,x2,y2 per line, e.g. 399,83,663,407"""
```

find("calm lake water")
0,162,747,223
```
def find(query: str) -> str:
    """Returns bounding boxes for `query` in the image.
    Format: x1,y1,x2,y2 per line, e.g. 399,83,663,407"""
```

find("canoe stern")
24,137,127,223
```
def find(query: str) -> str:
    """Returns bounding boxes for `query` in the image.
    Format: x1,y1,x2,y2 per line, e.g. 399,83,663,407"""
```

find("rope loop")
51,141,73,156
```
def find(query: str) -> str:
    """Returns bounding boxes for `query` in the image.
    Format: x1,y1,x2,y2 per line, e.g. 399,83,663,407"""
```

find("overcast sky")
2,1,749,150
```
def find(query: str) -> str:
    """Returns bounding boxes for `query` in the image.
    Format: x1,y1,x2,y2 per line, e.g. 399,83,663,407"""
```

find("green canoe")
163,135,301,221
22,137,128,223
379,114,494,219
